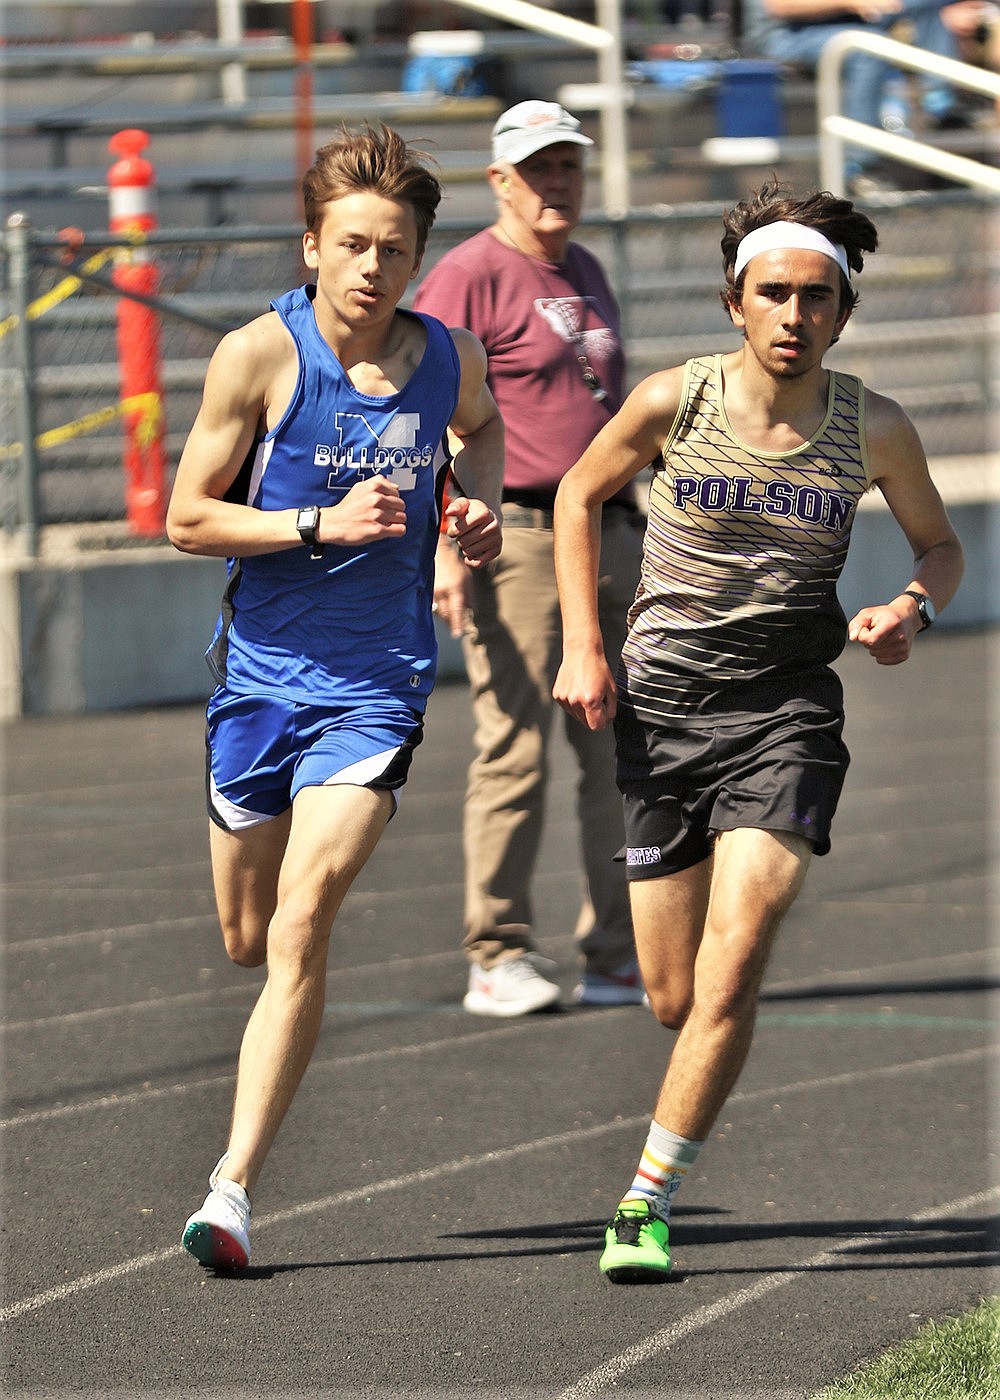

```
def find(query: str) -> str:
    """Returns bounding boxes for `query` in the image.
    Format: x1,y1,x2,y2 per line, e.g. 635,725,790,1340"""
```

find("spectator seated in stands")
743,0,976,191
941,0,999,78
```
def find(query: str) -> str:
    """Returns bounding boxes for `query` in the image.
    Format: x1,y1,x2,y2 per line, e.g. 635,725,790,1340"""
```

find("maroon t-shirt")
414,227,626,501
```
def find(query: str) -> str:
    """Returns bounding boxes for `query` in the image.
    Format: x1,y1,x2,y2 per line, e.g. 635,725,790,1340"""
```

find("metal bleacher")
2,12,997,531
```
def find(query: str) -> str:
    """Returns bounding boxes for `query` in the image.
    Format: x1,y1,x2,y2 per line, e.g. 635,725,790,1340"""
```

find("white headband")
734,221,850,281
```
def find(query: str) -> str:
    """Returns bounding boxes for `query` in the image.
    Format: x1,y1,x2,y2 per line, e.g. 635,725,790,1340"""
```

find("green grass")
813,1298,1000,1400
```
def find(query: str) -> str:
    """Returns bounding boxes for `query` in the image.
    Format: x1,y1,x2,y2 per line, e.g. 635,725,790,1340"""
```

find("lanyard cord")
495,227,610,403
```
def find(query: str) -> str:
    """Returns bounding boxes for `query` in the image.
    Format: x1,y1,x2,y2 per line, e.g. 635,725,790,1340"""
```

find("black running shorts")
614,706,850,879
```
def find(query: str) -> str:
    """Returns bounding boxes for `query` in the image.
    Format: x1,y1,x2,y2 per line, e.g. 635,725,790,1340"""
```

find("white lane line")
3,1027,992,1132
555,1186,1000,1400
0,1119,640,1324
3,915,214,954
2,981,259,1032
1,1046,993,1321
5,939,993,1033
0,1025,519,1128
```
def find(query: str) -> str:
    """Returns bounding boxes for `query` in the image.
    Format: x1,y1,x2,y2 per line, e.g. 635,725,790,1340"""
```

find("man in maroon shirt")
414,102,643,1017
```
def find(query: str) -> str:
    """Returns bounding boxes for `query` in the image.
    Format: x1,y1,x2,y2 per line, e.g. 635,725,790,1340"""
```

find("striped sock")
621,1121,704,1223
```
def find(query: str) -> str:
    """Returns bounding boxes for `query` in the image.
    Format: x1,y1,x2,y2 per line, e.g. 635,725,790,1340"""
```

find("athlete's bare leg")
630,828,813,1141
216,783,394,1196
210,812,292,967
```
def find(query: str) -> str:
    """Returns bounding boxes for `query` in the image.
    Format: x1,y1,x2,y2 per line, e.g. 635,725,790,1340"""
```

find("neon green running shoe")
599,1200,672,1283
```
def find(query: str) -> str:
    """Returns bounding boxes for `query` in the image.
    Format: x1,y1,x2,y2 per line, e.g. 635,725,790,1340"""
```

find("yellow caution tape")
0,240,145,339
27,248,121,322
0,391,162,460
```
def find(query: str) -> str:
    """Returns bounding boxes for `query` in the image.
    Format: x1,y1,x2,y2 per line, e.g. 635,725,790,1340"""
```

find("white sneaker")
182,1154,251,1269
463,954,561,1017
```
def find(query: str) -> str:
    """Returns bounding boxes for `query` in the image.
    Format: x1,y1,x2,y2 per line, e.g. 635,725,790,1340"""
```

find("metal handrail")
429,0,630,217
816,29,1000,195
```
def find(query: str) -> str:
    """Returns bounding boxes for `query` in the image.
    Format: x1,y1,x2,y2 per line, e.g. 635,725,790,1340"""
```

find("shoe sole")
462,989,560,1017
602,1261,672,1284
182,1220,249,1270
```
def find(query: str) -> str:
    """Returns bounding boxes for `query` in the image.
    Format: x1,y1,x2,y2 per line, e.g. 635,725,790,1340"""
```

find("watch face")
297,507,320,546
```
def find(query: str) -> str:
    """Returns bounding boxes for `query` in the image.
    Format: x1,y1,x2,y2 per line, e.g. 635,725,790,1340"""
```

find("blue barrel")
715,60,785,138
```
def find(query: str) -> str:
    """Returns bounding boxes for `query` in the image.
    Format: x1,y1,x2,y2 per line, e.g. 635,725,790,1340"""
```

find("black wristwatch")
296,505,324,560
903,590,935,631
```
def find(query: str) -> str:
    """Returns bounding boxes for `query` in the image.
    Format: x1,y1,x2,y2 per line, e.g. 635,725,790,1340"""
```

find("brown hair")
302,123,442,256
720,181,878,315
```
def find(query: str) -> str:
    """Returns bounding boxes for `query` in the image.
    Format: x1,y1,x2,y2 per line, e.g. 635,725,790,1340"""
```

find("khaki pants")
461,509,643,971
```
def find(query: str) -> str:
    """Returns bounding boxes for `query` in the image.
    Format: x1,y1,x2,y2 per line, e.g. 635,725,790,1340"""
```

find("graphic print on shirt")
314,411,433,491
669,471,857,532
535,296,617,364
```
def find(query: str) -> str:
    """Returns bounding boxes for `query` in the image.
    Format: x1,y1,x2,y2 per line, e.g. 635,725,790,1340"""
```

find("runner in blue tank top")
167,125,503,1271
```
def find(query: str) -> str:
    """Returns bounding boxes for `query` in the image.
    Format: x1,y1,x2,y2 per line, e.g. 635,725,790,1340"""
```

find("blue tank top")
207,285,460,709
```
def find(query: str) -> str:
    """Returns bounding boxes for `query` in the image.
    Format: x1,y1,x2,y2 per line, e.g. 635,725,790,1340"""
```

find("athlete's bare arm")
438,327,504,568
553,367,685,731
847,389,964,664
167,316,287,557
167,314,411,559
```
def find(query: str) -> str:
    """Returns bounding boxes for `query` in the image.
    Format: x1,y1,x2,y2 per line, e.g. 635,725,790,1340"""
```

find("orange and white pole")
107,128,167,536
292,0,314,187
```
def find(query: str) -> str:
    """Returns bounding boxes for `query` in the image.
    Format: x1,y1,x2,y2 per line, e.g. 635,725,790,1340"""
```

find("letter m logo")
331,411,422,490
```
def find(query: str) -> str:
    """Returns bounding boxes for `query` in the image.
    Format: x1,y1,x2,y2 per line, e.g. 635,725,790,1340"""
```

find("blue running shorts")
206,689,424,832
614,706,850,878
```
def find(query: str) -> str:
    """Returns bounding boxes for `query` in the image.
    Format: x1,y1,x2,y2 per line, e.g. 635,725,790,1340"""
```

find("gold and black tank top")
619,354,874,726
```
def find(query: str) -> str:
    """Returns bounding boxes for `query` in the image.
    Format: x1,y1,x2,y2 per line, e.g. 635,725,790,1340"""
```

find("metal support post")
608,216,632,343
595,0,630,217
4,213,41,557
216,0,247,106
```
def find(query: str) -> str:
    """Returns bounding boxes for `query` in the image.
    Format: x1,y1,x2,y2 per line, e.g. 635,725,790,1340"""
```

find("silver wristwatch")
296,506,324,560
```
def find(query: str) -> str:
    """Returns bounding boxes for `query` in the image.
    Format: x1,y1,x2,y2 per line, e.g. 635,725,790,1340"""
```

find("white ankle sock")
621,1121,704,1222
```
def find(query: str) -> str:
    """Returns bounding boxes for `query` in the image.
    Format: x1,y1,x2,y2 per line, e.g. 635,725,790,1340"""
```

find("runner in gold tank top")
552,183,965,1283
625,353,872,726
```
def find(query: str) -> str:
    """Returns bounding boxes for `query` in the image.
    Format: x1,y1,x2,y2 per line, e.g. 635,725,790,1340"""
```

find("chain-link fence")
2,188,995,553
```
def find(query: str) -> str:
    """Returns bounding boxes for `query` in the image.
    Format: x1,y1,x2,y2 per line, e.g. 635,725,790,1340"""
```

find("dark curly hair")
302,123,442,256
720,181,879,316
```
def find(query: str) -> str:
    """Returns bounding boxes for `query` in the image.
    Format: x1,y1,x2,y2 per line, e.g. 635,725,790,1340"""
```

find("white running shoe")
463,954,561,1017
182,1154,251,1269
